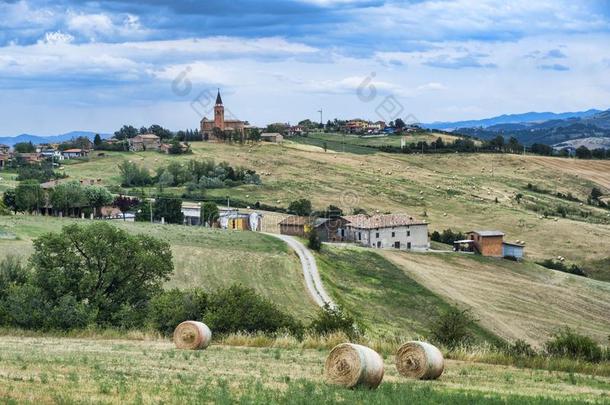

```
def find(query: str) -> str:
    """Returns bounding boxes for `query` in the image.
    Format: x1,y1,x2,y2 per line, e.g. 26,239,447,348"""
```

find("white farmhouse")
340,214,429,251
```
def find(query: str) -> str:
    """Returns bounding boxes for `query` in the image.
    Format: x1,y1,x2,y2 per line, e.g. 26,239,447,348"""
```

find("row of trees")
119,159,262,190
3,181,114,216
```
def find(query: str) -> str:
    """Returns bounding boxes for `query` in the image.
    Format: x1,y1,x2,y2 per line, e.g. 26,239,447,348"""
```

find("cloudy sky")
0,0,609,135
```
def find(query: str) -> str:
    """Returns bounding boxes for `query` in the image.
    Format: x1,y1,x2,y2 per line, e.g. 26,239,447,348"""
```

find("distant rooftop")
343,214,426,229
470,230,505,237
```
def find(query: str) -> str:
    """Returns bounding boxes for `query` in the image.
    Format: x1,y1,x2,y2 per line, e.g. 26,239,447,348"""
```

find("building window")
358,232,361,241
391,232,395,237
407,231,410,237
376,232,380,238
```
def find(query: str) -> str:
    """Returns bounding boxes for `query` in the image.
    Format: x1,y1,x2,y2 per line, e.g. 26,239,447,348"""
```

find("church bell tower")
214,89,225,130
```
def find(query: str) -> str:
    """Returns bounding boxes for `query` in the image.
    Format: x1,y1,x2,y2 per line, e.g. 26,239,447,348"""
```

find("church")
200,90,247,141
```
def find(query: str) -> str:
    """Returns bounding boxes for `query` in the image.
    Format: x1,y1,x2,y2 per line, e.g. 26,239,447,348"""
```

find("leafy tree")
135,200,152,222
93,134,102,147
14,142,35,153
118,161,153,187
113,195,139,220
84,185,113,217
507,137,522,153
288,198,312,216
247,128,261,142
148,124,173,139
15,180,44,213
323,141,328,152
154,196,184,224
200,202,219,226
114,125,138,140
2,190,17,214
147,288,208,335
49,181,88,216
429,307,476,348
308,231,322,251
394,118,406,130
30,222,173,327
205,284,302,335
309,304,359,338
576,146,592,159
590,187,603,201
325,204,343,219
352,207,367,215
544,328,604,362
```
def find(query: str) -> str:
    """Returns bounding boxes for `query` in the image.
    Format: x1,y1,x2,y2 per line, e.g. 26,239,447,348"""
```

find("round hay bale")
324,343,384,389
395,341,444,380
173,321,212,350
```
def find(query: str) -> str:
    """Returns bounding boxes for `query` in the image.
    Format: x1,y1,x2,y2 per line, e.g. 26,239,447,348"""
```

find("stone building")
200,90,246,141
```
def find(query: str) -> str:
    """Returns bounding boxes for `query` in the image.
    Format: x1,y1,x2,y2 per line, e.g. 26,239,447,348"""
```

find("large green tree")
15,181,44,213
30,223,173,326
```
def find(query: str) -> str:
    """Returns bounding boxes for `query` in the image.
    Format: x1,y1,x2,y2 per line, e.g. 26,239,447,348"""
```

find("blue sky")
0,0,609,134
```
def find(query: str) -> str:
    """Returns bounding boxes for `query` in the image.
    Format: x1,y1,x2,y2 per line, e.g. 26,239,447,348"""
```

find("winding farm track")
266,233,335,308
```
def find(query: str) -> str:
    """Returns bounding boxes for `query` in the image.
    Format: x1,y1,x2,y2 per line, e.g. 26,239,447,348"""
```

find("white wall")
344,224,429,250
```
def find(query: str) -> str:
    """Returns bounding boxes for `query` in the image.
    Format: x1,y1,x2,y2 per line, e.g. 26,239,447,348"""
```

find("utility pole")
318,109,323,129
149,198,153,223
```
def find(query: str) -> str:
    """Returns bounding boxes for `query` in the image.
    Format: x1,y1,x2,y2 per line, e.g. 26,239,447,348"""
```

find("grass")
315,245,497,342
46,140,610,266
0,215,317,320
0,335,608,404
383,250,610,347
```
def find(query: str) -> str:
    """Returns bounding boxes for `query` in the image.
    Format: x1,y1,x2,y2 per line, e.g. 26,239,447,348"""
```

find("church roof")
215,89,223,105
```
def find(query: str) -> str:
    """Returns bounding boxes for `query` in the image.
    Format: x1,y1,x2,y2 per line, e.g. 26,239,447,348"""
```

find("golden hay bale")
396,341,444,380
173,321,212,350
324,343,384,389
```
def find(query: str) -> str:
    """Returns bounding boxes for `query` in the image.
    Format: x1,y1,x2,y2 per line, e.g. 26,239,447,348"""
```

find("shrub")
429,308,476,348
288,199,312,216
308,231,322,251
148,288,208,335
505,339,537,357
544,328,604,362
309,304,360,339
205,285,303,336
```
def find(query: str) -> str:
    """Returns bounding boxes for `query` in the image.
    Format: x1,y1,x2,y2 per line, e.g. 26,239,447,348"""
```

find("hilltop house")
62,149,89,159
0,144,9,154
0,153,7,169
260,133,284,143
341,214,429,251
128,134,161,152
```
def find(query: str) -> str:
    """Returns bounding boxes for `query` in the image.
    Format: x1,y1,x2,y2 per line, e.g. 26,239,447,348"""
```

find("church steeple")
215,89,223,105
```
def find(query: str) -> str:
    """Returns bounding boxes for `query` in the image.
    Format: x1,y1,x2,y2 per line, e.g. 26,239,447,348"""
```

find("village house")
128,134,161,152
314,217,349,242
15,153,42,164
279,216,313,237
0,144,10,154
288,126,304,136
40,148,63,161
0,153,7,169
340,214,429,251
160,142,189,154
200,90,248,141
465,230,525,259
260,133,284,143
345,119,369,133
181,202,262,230
61,149,89,159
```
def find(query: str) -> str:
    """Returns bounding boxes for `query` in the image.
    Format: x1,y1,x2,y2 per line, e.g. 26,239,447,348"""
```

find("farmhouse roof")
470,230,505,237
135,134,160,140
343,214,427,229
63,148,84,153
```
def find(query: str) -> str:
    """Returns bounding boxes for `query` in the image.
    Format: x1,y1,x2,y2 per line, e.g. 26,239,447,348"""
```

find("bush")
309,304,360,339
544,328,604,362
205,285,303,336
429,308,476,348
308,231,322,251
148,288,208,335
505,339,537,357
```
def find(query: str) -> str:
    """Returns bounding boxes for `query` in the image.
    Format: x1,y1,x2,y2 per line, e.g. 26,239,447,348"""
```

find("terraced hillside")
383,250,610,346
54,141,610,265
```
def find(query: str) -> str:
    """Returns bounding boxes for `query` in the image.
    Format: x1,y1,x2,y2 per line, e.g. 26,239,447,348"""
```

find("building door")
377,241,381,248
407,242,412,249
394,241,400,249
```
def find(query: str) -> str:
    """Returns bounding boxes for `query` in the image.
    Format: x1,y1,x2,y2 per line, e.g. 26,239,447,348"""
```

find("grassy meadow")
54,140,610,267
0,215,317,320
0,335,608,404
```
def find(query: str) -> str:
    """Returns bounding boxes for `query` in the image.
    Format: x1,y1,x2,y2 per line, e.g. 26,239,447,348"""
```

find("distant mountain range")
0,131,110,147
429,109,610,147
423,109,603,131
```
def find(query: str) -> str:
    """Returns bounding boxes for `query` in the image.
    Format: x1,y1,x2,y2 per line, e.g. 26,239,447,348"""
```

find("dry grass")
383,251,610,346
0,335,608,404
58,142,610,264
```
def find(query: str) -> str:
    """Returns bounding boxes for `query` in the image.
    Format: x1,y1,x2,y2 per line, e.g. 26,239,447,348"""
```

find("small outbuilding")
260,132,284,143
467,230,505,257
279,216,312,237
502,241,525,260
